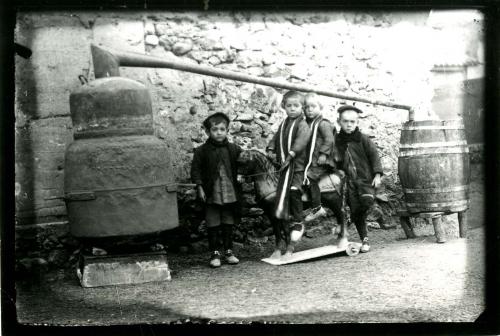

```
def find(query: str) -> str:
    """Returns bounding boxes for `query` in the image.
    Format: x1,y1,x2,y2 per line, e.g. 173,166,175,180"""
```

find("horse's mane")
247,149,279,185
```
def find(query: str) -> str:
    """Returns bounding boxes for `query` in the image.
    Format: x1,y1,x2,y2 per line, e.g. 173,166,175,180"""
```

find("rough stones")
172,40,193,56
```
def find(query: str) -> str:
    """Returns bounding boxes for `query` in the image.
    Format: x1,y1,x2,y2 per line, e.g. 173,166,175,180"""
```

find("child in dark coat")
266,91,311,248
334,105,383,253
302,93,336,222
191,112,243,267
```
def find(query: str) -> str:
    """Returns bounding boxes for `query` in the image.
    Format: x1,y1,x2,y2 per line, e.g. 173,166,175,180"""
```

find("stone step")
77,251,171,288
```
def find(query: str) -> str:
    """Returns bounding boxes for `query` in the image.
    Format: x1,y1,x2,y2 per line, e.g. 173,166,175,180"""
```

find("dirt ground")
16,217,485,325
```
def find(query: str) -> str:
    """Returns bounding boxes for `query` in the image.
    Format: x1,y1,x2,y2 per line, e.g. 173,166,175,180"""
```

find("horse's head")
237,149,278,180
237,150,256,176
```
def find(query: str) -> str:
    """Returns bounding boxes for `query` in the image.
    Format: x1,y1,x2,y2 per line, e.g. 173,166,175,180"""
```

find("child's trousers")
307,178,321,208
205,203,235,227
205,203,236,251
207,225,234,251
289,189,304,222
347,180,375,240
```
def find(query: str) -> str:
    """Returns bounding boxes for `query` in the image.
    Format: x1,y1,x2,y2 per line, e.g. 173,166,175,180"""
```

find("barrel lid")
401,119,465,130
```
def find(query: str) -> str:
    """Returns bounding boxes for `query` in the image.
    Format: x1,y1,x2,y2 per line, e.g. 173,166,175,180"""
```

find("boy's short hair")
203,112,230,130
304,92,324,109
281,90,305,108
337,105,363,116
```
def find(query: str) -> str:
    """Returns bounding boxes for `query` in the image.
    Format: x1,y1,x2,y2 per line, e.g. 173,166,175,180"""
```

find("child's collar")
306,115,323,122
286,115,304,121
338,127,362,142
207,137,229,147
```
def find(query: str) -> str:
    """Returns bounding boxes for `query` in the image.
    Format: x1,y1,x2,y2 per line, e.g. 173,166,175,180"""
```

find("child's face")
206,121,228,142
338,110,359,134
283,97,303,119
304,97,322,120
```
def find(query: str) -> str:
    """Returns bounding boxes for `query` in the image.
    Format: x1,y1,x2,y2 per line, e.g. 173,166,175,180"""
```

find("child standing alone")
302,93,336,222
334,105,383,253
266,91,311,248
191,112,242,267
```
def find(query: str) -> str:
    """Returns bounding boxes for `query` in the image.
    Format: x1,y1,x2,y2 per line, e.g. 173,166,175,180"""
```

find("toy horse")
238,149,348,260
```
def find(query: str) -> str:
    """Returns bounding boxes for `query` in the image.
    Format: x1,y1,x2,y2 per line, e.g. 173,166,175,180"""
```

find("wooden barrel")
398,120,470,214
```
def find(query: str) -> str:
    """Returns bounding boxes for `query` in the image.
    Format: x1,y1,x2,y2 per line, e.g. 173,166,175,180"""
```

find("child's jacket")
267,116,311,171
334,127,383,195
191,137,242,209
304,116,336,181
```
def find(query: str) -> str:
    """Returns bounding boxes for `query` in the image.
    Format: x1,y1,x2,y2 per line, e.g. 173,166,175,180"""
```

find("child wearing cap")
302,93,336,222
334,105,383,252
266,91,311,252
191,112,243,267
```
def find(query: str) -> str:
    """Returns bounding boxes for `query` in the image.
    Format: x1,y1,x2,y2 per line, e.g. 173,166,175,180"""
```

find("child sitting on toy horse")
266,91,339,248
302,92,337,223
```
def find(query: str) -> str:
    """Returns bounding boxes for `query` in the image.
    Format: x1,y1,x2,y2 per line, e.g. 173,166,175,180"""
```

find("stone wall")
15,11,484,267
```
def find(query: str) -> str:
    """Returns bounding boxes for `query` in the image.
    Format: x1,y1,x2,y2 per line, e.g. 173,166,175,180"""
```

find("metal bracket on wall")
64,191,96,201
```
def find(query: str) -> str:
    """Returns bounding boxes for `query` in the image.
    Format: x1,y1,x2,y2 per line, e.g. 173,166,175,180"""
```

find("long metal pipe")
91,44,415,120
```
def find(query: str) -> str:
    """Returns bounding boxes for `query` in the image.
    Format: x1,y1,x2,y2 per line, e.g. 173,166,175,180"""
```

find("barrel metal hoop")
406,199,469,208
403,185,469,194
399,146,469,157
74,128,154,139
400,125,465,131
399,141,468,149
66,182,178,196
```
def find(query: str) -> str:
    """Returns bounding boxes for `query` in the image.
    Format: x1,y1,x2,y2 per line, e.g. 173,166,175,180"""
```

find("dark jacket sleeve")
364,136,383,176
291,119,312,155
190,146,203,185
318,120,335,156
233,143,243,165
235,143,243,158
266,131,278,152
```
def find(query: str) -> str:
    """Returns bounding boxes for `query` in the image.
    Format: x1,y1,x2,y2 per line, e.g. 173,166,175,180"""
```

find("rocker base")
261,242,361,266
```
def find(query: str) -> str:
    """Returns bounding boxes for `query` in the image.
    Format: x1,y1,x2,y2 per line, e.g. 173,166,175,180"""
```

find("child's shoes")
360,237,370,253
224,249,239,265
209,251,221,268
290,222,305,242
304,206,327,222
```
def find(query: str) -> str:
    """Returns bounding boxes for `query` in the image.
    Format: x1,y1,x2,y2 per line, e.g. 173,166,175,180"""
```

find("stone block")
145,34,159,46
15,117,73,217
247,207,264,216
77,251,172,288
197,36,225,51
172,40,193,56
235,112,253,121
158,35,174,50
235,51,262,68
144,21,155,35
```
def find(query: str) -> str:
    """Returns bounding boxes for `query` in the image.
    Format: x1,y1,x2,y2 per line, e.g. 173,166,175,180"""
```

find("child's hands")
317,154,327,165
372,174,382,189
237,174,245,184
279,155,293,172
197,185,206,202
335,169,346,179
